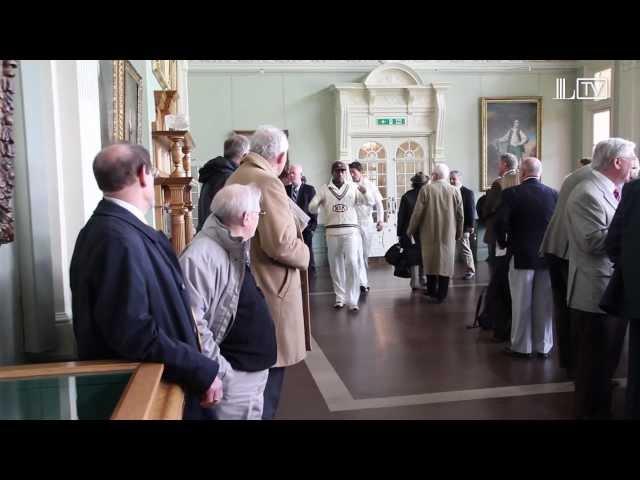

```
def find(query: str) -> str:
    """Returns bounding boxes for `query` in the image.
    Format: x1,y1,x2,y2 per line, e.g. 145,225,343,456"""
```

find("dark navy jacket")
460,185,476,230
286,183,318,232
495,178,558,270
70,200,219,420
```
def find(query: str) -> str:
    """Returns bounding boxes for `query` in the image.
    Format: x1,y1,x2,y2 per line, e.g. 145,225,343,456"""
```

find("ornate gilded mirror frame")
152,60,177,90
113,60,143,144
0,60,17,246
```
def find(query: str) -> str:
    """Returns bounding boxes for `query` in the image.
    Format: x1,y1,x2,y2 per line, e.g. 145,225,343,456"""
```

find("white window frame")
582,62,614,158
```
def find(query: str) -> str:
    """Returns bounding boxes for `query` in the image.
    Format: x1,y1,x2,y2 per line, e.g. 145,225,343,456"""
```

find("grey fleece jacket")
178,214,250,378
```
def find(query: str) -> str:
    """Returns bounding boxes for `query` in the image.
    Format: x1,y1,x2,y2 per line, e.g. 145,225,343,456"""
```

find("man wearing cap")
397,172,429,290
309,161,375,311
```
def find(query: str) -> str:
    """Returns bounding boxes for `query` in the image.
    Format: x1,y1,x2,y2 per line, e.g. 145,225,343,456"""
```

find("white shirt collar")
592,169,618,195
503,169,517,177
103,196,148,225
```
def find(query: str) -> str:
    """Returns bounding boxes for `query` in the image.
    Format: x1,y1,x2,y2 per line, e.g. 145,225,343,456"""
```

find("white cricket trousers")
357,223,374,288
508,258,554,355
326,231,362,307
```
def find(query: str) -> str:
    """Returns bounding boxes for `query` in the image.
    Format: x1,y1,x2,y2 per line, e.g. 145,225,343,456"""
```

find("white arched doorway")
333,63,450,256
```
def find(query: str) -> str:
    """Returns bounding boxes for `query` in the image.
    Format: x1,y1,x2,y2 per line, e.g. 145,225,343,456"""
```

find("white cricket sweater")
309,181,374,236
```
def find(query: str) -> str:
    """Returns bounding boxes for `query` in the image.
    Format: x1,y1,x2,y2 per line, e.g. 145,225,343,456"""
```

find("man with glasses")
565,138,636,419
309,161,374,311
179,184,276,420
286,164,318,274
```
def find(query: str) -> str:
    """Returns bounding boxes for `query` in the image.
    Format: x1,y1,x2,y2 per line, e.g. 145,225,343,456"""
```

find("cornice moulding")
188,60,580,73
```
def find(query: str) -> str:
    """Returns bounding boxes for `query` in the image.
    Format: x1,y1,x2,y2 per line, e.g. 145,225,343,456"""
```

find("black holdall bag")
385,243,403,266
385,243,412,278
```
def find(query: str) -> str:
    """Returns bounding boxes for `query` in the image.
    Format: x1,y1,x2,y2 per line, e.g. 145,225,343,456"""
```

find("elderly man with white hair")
494,157,558,359
180,184,276,420
566,137,637,419
407,163,463,303
226,125,310,420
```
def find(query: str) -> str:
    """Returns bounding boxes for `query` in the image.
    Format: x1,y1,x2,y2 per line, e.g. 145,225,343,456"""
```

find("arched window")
395,141,424,197
357,142,387,207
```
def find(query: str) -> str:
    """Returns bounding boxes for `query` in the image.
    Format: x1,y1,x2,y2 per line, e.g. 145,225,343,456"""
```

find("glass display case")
0,361,184,420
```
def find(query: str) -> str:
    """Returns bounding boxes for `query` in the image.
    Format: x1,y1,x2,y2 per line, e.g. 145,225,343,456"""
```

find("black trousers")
426,275,450,300
485,254,512,341
627,318,640,418
262,367,286,420
545,254,573,372
571,308,628,419
487,242,496,278
303,229,315,273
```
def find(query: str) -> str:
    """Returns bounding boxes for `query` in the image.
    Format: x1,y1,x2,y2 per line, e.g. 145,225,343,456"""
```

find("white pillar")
16,60,102,354
17,60,59,352
432,82,450,164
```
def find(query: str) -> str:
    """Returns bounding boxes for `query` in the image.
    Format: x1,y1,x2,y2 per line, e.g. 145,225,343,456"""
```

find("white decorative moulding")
333,63,450,165
188,60,579,73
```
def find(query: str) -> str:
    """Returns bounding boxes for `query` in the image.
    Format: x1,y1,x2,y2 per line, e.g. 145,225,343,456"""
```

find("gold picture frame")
152,60,177,90
113,60,143,144
480,96,542,191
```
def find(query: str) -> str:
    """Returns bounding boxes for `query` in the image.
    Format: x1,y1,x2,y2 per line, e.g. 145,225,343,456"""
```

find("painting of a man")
481,97,541,191
495,119,529,160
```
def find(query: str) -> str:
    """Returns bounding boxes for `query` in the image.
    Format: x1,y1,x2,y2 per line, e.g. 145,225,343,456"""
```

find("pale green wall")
188,67,581,264
188,71,359,189
188,69,580,194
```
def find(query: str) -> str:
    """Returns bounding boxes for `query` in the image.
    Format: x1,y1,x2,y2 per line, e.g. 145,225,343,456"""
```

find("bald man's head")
93,143,152,193
288,164,303,186
520,157,542,178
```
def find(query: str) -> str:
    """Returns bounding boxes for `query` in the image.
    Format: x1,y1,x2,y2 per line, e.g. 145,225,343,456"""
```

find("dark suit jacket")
70,200,219,420
286,183,318,232
197,156,238,231
460,185,476,230
495,178,558,270
603,178,640,319
482,171,520,244
397,187,420,248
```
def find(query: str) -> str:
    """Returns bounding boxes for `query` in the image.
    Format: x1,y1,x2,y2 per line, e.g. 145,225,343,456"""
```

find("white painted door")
351,137,429,257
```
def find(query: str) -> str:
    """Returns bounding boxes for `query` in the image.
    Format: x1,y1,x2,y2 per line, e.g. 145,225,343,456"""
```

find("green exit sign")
377,117,406,126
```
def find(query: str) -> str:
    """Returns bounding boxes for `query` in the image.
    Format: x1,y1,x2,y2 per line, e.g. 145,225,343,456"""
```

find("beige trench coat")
407,179,463,277
226,153,310,367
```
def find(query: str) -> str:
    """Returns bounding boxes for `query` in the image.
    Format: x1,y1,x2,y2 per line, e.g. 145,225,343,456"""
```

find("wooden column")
182,142,192,177
168,132,186,178
183,182,194,245
157,177,191,254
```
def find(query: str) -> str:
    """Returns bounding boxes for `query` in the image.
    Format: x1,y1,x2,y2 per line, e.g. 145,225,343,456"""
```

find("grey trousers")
215,368,269,420
456,232,475,273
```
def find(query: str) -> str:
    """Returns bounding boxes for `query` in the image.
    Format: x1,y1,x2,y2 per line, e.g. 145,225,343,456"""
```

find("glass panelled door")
352,137,429,257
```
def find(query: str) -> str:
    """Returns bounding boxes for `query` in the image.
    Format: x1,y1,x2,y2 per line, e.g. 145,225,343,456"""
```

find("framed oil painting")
112,60,143,144
480,97,542,191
